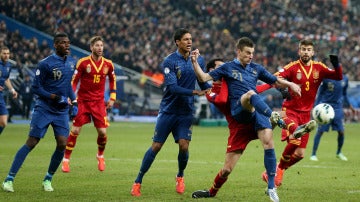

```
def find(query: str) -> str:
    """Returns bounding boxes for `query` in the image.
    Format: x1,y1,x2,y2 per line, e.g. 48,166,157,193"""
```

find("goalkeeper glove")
69,100,78,120
329,54,340,68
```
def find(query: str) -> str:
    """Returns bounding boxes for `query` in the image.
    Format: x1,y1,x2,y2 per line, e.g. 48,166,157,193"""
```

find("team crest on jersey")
296,70,302,80
252,69,257,75
86,64,91,73
103,66,109,74
177,69,181,79
313,70,319,79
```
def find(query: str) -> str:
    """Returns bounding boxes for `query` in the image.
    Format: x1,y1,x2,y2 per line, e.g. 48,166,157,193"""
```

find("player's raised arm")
190,49,213,82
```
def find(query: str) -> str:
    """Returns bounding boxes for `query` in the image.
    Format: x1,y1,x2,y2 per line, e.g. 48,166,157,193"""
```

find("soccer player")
130,28,209,197
190,38,301,202
261,39,343,187
191,58,281,202
310,74,354,161
2,32,77,192
61,36,116,172
0,46,18,133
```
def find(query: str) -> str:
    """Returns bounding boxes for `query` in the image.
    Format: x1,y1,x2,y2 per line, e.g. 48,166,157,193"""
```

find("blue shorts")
231,104,254,124
0,98,8,115
152,112,193,143
317,107,344,132
29,108,70,139
254,111,272,131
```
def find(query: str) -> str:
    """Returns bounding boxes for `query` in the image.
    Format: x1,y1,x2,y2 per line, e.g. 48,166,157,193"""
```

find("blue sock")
6,144,32,181
312,131,322,156
135,147,157,183
177,151,189,177
44,172,53,181
0,126,4,135
337,133,344,155
264,149,276,189
250,94,272,117
44,149,64,181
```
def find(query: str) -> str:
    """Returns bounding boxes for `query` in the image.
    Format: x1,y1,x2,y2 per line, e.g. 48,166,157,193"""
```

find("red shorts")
227,123,258,153
72,100,109,128
281,108,311,148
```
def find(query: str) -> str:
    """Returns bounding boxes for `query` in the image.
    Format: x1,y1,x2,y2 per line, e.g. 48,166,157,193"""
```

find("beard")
300,55,310,64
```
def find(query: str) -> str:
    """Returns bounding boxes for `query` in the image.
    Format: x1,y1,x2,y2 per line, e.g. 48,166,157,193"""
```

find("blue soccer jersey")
32,53,77,114
0,59,12,115
209,59,277,115
315,74,350,110
160,50,209,115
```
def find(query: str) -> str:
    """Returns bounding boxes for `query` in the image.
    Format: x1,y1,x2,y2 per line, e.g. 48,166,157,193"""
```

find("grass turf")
0,121,359,201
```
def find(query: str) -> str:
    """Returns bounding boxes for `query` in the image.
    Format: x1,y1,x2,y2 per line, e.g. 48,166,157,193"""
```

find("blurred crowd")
0,0,359,80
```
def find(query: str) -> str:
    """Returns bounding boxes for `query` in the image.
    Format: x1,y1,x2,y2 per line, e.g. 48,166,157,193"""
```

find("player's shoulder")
103,57,115,68
282,60,301,70
77,55,91,64
312,60,328,69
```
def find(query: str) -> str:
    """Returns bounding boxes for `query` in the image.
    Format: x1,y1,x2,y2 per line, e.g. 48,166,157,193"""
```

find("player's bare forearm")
276,78,301,96
190,49,213,82
193,89,209,96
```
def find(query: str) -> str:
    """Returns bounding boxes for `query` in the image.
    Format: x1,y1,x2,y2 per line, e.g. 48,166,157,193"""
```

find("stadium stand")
0,0,359,119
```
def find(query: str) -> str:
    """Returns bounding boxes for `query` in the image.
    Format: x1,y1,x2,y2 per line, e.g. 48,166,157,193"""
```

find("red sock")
278,143,298,170
209,170,228,197
97,135,107,156
283,117,298,134
64,131,79,159
287,153,303,168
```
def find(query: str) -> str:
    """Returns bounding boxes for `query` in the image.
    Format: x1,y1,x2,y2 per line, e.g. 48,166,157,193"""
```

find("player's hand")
329,54,340,68
106,99,115,109
54,95,69,108
10,89,18,99
69,100,78,120
193,89,208,96
190,49,200,62
289,83,301,97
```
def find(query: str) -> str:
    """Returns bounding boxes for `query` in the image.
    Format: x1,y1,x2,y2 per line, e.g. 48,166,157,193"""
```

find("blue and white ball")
311,103,335,124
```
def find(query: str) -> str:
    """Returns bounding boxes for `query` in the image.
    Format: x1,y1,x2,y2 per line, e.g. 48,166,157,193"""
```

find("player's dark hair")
173,28,190,45
236,37,255,51
299,39,314,48
89,36,104,46
53,32,68,43
206,58,224,72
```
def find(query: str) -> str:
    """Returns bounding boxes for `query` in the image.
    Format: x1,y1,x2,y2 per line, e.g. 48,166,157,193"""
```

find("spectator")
19,74,34,119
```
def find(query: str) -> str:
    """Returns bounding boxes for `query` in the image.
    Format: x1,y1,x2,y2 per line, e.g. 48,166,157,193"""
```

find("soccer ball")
311,103,335,124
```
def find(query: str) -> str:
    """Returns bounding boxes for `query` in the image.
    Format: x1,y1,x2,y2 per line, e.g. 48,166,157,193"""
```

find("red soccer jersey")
278,59,342,112
72,55,117,102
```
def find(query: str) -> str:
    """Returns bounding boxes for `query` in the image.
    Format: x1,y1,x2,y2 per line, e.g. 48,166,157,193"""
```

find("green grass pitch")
0,122,359,201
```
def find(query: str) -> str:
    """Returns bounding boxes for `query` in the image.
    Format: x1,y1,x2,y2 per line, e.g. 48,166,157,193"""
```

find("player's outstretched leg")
293,120,317,138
